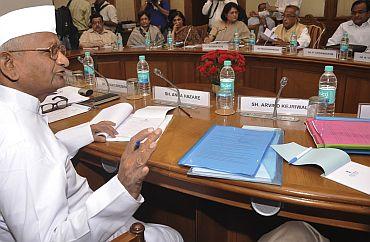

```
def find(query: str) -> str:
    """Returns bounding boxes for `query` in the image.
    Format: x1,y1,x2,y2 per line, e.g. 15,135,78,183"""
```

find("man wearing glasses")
271,5,311,48
327,0,370,49
0,0,183,241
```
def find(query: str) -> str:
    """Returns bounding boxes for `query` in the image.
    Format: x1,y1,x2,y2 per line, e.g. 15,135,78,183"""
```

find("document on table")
44,104,91,123
42,86,89,105
325,162,370,195
90,104,175,142
179,125,276,176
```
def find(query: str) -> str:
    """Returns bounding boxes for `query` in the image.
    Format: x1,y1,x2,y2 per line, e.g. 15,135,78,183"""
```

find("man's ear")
0,52,20,82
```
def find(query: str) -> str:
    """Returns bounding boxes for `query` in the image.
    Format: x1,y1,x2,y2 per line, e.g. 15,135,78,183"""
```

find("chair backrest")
307,24,325,49
193,24,209,41
299,14,326,49
112,222,145,242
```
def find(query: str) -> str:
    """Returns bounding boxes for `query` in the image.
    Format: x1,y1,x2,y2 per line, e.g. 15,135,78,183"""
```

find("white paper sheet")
42,86,89,105
325,161,370,195
45,104,90,123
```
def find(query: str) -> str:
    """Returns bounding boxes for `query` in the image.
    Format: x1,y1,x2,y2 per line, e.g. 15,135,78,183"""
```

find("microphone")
77,56,111,93
264,30,275,46
154,68,192,118
272,77,288,119
76,56,120,106
183,27,192,49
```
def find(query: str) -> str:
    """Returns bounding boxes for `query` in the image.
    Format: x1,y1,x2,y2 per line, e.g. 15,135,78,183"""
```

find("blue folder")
179,125,284,185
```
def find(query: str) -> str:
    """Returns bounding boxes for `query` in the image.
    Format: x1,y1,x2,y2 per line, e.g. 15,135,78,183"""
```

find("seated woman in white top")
204,2,250,44
127,11,164,47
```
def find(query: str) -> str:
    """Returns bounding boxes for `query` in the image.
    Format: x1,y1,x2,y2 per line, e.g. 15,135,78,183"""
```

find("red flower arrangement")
197,50,246,85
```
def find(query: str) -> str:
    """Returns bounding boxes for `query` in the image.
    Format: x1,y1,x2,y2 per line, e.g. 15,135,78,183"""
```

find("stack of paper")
306,117,370,154
179,125,284,185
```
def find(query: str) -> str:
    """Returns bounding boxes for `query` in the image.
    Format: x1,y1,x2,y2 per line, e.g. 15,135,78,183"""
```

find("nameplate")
303,48,337,59
238,96,309,116
96,77,127,93
357,103,370,119
253,45,283,54
153,86,210,107
202,43,229,51
354,52,370,63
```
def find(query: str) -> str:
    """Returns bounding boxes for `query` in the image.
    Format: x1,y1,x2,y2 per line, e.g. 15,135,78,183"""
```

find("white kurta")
327,19,370,49
0,85,183,242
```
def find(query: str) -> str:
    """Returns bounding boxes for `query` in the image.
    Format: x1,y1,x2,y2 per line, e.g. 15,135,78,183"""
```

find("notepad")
306,117,370,151
90,103,175,141
187,126,284,185
179,125,283,186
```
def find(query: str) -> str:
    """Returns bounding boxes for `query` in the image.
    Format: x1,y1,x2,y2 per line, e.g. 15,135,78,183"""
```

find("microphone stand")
76,56,120,107
183,27,192,49
272,77,287,119
240,77,298,122
154,68,192,118
77,56,111,93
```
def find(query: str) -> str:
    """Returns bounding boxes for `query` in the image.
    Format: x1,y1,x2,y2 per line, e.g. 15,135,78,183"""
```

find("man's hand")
118,128,162,199
90,121,118,142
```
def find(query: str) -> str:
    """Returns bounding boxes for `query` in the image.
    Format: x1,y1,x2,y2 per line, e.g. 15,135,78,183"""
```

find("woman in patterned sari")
168,10,202,46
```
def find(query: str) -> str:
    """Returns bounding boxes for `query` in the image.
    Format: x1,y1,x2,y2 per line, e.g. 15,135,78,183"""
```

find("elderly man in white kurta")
0,1,183,241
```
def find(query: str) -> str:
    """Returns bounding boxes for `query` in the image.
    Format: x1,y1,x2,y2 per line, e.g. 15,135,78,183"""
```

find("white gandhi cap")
0,0,56,46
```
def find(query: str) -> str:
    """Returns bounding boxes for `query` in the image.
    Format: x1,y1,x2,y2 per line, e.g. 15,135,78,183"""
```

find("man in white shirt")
268,0,302,21
327,0,370,49
94,0,119,32
248,2,276,39
0,1,183,241
202,0,238,28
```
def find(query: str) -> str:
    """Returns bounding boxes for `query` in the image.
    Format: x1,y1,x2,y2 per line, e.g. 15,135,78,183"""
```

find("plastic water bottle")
167,30,174,50
137,55,151,96
290,32,298,54
233,31,240,51
145,31,151,50
82,51,96,89
249,30,256,47
219,60,235,95
339,32,349,60
116,33,123,50
318,66,337,116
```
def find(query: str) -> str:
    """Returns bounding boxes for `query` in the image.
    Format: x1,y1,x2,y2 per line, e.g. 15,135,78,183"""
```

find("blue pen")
289,147,312,163
134,140,141,150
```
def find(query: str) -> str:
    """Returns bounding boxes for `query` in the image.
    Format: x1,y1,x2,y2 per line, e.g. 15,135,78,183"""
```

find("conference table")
50,80,370,241
67,47,370,115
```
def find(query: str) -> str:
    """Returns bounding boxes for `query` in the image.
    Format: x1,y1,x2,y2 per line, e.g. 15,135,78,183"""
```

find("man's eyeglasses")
351,10,368,16
7,43,67,60
40,96,69,114
283,14,297,19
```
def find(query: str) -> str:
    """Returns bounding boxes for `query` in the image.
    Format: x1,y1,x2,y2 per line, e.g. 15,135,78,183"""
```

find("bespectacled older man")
327,0,370,49
271,5,311,47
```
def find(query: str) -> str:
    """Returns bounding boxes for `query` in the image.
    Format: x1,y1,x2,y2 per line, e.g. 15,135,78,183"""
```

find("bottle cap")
139,55,145,61
84,51,90,57
325,65,333,72
224,60,231,66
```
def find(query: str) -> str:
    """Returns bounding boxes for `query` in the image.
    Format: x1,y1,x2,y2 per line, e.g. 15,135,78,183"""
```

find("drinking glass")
126,78,142,100
307,96,328,118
